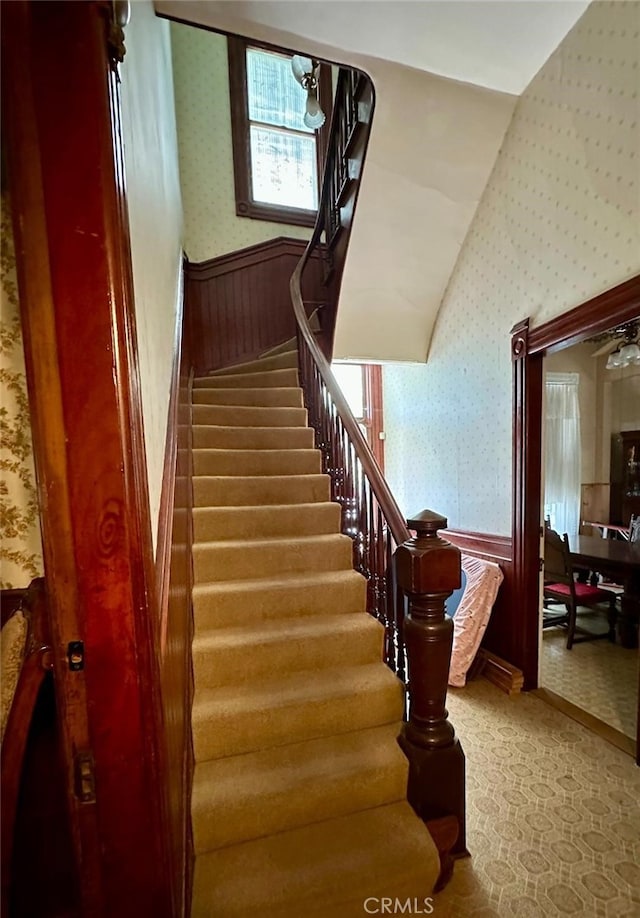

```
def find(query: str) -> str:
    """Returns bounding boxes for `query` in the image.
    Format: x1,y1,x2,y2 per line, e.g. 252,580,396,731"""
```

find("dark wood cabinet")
610,429,640,525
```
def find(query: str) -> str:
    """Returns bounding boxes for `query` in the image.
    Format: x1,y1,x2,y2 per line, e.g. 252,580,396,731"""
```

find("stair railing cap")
406,509,448,536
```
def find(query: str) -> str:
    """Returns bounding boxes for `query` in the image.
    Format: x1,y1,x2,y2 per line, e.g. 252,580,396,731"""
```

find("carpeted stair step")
191,801,439,918
193,474,330,507
192,662,404,763
258,336,297,358
192,448,321,477
193,570,367,632
192,613,384,690
193,367,299,389
209,350,298,377
193,501,340,541
193,533,353,583
192,403,307,428
191,724,407,854
189,341,441,915
192,387,303,408
192,424,314,450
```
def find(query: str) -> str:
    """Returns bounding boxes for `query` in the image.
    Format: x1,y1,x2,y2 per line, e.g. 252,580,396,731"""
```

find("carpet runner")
190,346,439,917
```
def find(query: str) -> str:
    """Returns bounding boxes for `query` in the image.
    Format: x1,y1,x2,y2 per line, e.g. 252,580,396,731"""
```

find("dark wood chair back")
543,527,571,586
543,527,618,650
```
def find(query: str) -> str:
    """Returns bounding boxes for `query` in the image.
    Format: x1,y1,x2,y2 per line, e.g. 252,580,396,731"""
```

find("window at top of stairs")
228,36,331,228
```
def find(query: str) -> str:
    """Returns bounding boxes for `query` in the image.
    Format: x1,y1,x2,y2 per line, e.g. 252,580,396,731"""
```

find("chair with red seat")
543,527,618,650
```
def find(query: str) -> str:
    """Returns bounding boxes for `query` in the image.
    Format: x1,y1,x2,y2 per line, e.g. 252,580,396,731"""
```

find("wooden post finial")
395,509,467,859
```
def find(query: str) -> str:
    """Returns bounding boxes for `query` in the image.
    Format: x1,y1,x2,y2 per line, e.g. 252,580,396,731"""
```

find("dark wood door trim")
510,318,544,690
1,2,104,910
365,364,385,472
3,1,174,912
527,277,640,355
511,276,640,697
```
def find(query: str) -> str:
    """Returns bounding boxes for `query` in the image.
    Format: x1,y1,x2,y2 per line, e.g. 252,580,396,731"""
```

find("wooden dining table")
569,535,640,649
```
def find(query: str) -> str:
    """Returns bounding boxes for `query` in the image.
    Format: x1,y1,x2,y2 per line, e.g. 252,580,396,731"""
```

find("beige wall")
156,3,519,362
120,1,184,551
609,367,640,435
170,25,310,262
383,1,640,534
333,62,515,361
544,343,640,528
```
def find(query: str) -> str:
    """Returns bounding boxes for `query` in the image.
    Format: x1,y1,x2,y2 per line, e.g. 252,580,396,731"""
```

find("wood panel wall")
158,301,194,918
442,529,516,667
185,237,326,375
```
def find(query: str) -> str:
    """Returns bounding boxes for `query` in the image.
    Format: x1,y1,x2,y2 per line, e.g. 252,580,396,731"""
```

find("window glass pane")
250,126,318,210
332,364,365,419
247,48,312,133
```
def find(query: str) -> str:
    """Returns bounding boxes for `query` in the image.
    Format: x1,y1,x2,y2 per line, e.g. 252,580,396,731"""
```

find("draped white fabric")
544,372,582,538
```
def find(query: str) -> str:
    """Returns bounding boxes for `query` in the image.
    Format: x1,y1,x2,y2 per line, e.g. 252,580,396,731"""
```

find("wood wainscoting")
154,261,194,917
443,529,522,692
185,237,326,375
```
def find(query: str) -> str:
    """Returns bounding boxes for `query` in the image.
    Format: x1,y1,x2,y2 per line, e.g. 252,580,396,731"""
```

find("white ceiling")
154,0,593,362
156,0,590,95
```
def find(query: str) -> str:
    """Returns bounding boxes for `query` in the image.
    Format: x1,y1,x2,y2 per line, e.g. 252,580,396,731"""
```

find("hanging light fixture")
291,55,326,129
606,321,640,369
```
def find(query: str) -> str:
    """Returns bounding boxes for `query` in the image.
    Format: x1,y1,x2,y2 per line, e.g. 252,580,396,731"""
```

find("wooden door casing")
2,2,174,913
511,276,640,761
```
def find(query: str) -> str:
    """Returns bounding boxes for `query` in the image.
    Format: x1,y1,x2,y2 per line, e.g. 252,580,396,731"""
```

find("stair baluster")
290,64,466,887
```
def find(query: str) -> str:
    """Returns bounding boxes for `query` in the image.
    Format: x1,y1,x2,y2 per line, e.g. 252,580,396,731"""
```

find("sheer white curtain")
544,372,582,537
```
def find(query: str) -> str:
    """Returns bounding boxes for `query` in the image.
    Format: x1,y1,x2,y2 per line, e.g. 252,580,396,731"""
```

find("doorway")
539,337,639,751
510,276,640,761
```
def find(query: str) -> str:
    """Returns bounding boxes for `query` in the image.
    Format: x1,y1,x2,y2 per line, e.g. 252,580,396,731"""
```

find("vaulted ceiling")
155,0,590,361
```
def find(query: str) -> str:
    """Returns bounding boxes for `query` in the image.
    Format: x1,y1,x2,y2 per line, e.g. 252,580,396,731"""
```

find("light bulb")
619,342,640,364
291,55,313,84
607,347,624,368
304,94,325,129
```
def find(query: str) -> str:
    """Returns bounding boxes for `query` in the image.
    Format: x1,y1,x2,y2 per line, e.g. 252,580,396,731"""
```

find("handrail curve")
288,67,467,855
289,70,409,548
290,68,410,674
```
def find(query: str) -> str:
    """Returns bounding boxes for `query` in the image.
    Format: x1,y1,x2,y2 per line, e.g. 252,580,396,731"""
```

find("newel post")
396,510,467,859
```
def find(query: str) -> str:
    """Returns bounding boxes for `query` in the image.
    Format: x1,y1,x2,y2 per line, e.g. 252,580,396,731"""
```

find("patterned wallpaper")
170,24,310,262
0,196,43,588
383,0,640,536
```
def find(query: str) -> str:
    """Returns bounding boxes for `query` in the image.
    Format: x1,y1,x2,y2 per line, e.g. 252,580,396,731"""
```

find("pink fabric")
546,582,610,600
448,554,503,688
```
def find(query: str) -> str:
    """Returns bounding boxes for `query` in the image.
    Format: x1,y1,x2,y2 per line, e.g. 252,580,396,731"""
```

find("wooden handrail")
292,286,410,546
289,69,467,862
289,68,410,676
290,70,409,549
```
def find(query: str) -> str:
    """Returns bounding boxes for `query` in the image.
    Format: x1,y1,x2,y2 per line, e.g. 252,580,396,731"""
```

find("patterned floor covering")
540,617,638,740
434,679,640,917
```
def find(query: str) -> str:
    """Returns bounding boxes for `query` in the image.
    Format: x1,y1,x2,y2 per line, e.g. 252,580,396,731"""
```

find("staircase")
189,343,440,917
